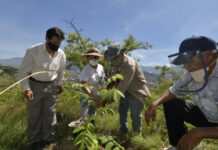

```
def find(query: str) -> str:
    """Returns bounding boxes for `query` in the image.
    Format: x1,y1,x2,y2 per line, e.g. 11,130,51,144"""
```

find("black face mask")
48,42,59,52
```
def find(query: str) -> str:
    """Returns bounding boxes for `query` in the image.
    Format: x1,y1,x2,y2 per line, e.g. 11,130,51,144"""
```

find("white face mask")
89,59,98,67
189,59,217,83
189,68,206,83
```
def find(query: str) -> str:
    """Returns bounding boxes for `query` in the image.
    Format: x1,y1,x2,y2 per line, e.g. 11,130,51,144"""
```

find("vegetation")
0,65,217,150
0,23,217,149
0,64,18,76
64,19,152,75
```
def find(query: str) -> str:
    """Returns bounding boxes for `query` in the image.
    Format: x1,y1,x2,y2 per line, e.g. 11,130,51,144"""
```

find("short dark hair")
46,27,65,40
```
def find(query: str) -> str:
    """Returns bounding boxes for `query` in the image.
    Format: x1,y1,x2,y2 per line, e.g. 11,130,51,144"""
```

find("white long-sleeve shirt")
80,64,105,96
18,43,66,91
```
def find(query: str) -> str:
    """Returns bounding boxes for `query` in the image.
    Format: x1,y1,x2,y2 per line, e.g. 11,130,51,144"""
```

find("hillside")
0,64,18,76
0,57,23,68
0,69,217,150
0,57,160,89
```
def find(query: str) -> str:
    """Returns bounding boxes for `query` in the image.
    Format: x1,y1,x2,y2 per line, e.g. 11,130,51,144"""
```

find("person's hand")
25,90,34,100
101,100,107,107
177,128,202,150
57,85,63,94
101,99,113,107
145,101,158,125
91,95,101,106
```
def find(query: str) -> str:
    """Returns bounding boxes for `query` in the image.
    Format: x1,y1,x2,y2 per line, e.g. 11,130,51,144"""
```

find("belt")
29,77,56,83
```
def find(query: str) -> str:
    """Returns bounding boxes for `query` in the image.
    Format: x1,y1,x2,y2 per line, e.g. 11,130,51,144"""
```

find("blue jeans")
80,97,96,117
119,91,144,134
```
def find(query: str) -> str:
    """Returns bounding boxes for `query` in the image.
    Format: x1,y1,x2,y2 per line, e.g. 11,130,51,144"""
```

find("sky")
1,0,218,66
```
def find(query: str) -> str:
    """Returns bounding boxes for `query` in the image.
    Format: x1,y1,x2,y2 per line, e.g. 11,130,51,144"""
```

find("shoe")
68,116,87,128
163,146,177,150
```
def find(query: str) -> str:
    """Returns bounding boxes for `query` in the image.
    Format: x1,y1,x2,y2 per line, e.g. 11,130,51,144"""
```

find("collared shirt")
18,43,66,91
80,64,105,96
170,60,218,123
115,54,151,103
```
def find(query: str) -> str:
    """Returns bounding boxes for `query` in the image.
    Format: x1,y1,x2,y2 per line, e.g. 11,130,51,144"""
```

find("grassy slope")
0,78,217,150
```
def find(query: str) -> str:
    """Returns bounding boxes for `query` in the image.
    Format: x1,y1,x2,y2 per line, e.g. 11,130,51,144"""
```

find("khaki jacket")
116,54,151,103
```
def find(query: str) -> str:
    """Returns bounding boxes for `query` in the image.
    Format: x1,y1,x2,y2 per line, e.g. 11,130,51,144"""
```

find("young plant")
72,74,124,150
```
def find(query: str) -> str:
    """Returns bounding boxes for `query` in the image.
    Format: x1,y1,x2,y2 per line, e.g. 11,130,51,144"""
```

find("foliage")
123,34,152,56
72,74,125,150
73,122,99,150
0,23,217,149
155,65,184,81
130,134,165,150
0,72,217,150
0,77,28,150
99,135,125,150
0,64,18,76
64,20,152,75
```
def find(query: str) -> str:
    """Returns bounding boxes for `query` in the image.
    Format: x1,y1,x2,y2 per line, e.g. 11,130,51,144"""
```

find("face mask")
111,60,122,66
89,59,98,67
189,68,206,83
189,59,217,82
48,42,59,52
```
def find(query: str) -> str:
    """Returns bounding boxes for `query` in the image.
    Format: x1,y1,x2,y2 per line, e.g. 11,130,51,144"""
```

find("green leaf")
105,142,114,150
112,76,116,82
75,139,85,146
107,108,114,115
84,132,96,143
107,89,114,100
114,89,125,98
87,123,95,134
92,139,99,149
115,74,123,80
107,78,112,84
74,133,86,144
108,136,113,141
99,89,107,100
88,100,93,105
101,111,105,116
100,136,109,145
84,139,93,150
73,126,85,134
78,143,85,150
113,91,120,102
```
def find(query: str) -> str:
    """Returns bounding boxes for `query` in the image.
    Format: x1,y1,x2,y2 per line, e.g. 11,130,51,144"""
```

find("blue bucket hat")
168,36,217,65
104,42,126,60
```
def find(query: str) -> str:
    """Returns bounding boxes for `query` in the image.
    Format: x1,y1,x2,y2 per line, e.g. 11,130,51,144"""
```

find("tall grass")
0,84,28,150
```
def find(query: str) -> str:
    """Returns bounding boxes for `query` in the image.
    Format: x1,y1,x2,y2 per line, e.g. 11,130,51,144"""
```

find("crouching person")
145,36,218,150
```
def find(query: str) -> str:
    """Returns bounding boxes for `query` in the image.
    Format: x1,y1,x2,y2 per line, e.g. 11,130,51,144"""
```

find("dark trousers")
119,91,144,134
163,98,218,146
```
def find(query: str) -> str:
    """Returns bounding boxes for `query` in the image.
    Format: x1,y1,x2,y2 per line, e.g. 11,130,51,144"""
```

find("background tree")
155,65,184,81
64,19,152,75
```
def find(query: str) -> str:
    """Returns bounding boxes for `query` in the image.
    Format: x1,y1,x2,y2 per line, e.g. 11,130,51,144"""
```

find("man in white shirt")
18,27,66,149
